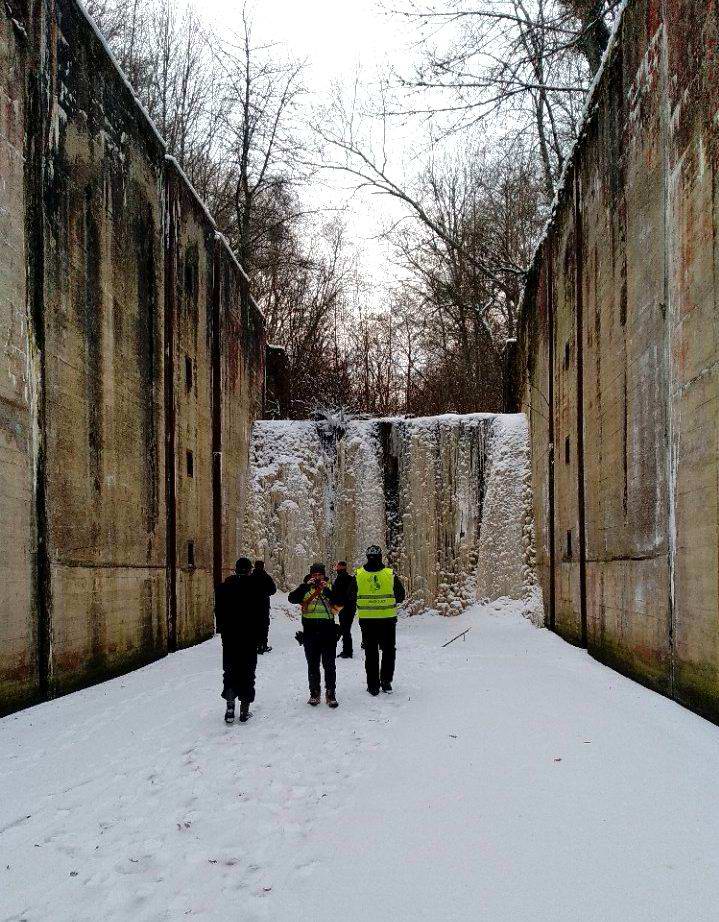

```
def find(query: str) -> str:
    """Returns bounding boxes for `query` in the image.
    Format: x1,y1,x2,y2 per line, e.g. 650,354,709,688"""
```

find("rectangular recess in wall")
566,529,573,559
565,436,570,464
186,449,194,478
188,540,195,568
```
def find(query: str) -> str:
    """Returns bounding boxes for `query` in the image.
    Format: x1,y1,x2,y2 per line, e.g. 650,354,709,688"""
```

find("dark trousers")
222,643,258,703
360,617,397,691
339,606,355,656
302,619,337,696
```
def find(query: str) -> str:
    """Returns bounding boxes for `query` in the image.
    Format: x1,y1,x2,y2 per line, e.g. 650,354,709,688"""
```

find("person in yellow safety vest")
288,563,340,708
349,545,406,696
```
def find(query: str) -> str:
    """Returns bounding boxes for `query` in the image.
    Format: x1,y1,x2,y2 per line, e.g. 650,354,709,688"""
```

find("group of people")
214,545,405,723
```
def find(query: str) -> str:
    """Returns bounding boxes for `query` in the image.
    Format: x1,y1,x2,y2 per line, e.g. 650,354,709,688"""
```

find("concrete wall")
0,0,265,715
518,0,719,720
0,8,38,712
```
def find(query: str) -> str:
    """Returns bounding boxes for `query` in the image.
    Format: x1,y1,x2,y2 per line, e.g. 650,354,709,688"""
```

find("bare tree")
211,8,306,275
387,0,621,197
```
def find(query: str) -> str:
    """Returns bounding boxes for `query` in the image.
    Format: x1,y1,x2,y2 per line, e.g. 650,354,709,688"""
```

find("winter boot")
381,682,393,694
337,650,352,659
224,702,235,723
308,694,321,706
367,687,380,697
326,691,339,709
239,701,252,723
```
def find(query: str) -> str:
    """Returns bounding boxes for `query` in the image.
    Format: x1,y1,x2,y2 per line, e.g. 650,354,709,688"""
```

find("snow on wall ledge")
244,413,542,621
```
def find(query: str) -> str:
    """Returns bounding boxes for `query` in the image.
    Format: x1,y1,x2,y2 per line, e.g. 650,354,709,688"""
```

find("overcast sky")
201,0,419,304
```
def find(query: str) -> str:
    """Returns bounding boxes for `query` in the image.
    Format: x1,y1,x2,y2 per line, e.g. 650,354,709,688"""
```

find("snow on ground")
3,599,719,922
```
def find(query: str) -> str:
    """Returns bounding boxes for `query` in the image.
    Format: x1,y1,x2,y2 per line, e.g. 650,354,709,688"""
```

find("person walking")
253,560,277,654
351,546,405,696
215,557,264,723
288,563,340,708
333,561,355,659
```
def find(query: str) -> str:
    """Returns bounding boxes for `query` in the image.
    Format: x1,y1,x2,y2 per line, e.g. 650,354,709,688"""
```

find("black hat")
366,545,382,558
309,562,326,575
235,557,252,574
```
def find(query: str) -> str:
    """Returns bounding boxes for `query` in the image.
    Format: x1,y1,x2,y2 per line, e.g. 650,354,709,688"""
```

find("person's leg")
339,608,354,657
361,620,380,693
321,624,337,695
378,618,397,688
303,626,322,698
237,649,257,704
261,609,271,651
222,640,233,698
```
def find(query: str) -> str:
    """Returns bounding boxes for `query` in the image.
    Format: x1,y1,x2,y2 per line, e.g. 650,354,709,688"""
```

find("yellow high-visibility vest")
301,588,335,619
355,567,396,619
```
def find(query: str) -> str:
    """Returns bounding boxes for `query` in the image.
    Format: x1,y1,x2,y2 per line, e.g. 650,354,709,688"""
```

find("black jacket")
215,573,265,648
348,559,406,610
331,570,354,609
253,567,277,613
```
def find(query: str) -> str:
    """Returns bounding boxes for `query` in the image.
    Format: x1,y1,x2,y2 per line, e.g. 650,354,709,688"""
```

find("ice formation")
243,413,541,619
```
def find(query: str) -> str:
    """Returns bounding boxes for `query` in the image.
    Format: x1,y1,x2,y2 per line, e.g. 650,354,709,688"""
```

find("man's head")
336,561,347,573
235,557,252,575
309,562,327,583
366,545,382,564
254,560,265,571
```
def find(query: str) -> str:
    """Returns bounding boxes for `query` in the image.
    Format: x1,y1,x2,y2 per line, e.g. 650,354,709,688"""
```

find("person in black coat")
288,563,339,708
253,560,277,654
332,561,355,658
215,557,265,723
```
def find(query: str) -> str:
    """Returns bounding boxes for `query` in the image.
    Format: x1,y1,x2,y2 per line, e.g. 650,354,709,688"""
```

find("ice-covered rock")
242,413,542,620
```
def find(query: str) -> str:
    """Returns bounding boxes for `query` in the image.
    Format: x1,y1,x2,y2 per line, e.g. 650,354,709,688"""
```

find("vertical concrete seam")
659,3,677,697
574,165,589,648
163,176,178,653
26,0,54,701
547,242,557,632
211,243,223,588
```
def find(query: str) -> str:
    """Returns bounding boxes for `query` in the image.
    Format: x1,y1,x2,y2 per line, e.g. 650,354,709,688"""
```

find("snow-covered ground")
3,599,719,922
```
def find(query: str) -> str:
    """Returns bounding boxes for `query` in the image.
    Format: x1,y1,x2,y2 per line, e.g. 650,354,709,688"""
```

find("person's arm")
214,584,225,633
393,575,406,605
347,576,358,606
288,582,309,604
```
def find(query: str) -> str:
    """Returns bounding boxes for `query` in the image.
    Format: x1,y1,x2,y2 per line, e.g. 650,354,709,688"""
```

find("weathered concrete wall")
0,9,39,712
0,0,265,715
518,0,719,720
42,0,168,695
164,161,215,652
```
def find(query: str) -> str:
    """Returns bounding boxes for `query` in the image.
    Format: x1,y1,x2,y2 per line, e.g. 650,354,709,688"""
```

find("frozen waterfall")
243,413,541,621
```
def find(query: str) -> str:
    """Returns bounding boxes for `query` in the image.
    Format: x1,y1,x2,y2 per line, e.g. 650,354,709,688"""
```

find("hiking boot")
224,703,235,723
239,701,251,723
367,687,380,697
326,691,339,709
337,651,352,659
308,694,321,706
381,683,393,694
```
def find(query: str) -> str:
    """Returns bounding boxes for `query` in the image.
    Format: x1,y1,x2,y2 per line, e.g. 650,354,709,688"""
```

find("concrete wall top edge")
70,0,257,312
518,0,630,326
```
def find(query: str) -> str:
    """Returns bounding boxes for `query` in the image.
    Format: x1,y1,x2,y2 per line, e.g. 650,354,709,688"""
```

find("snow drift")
243,413,541,621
